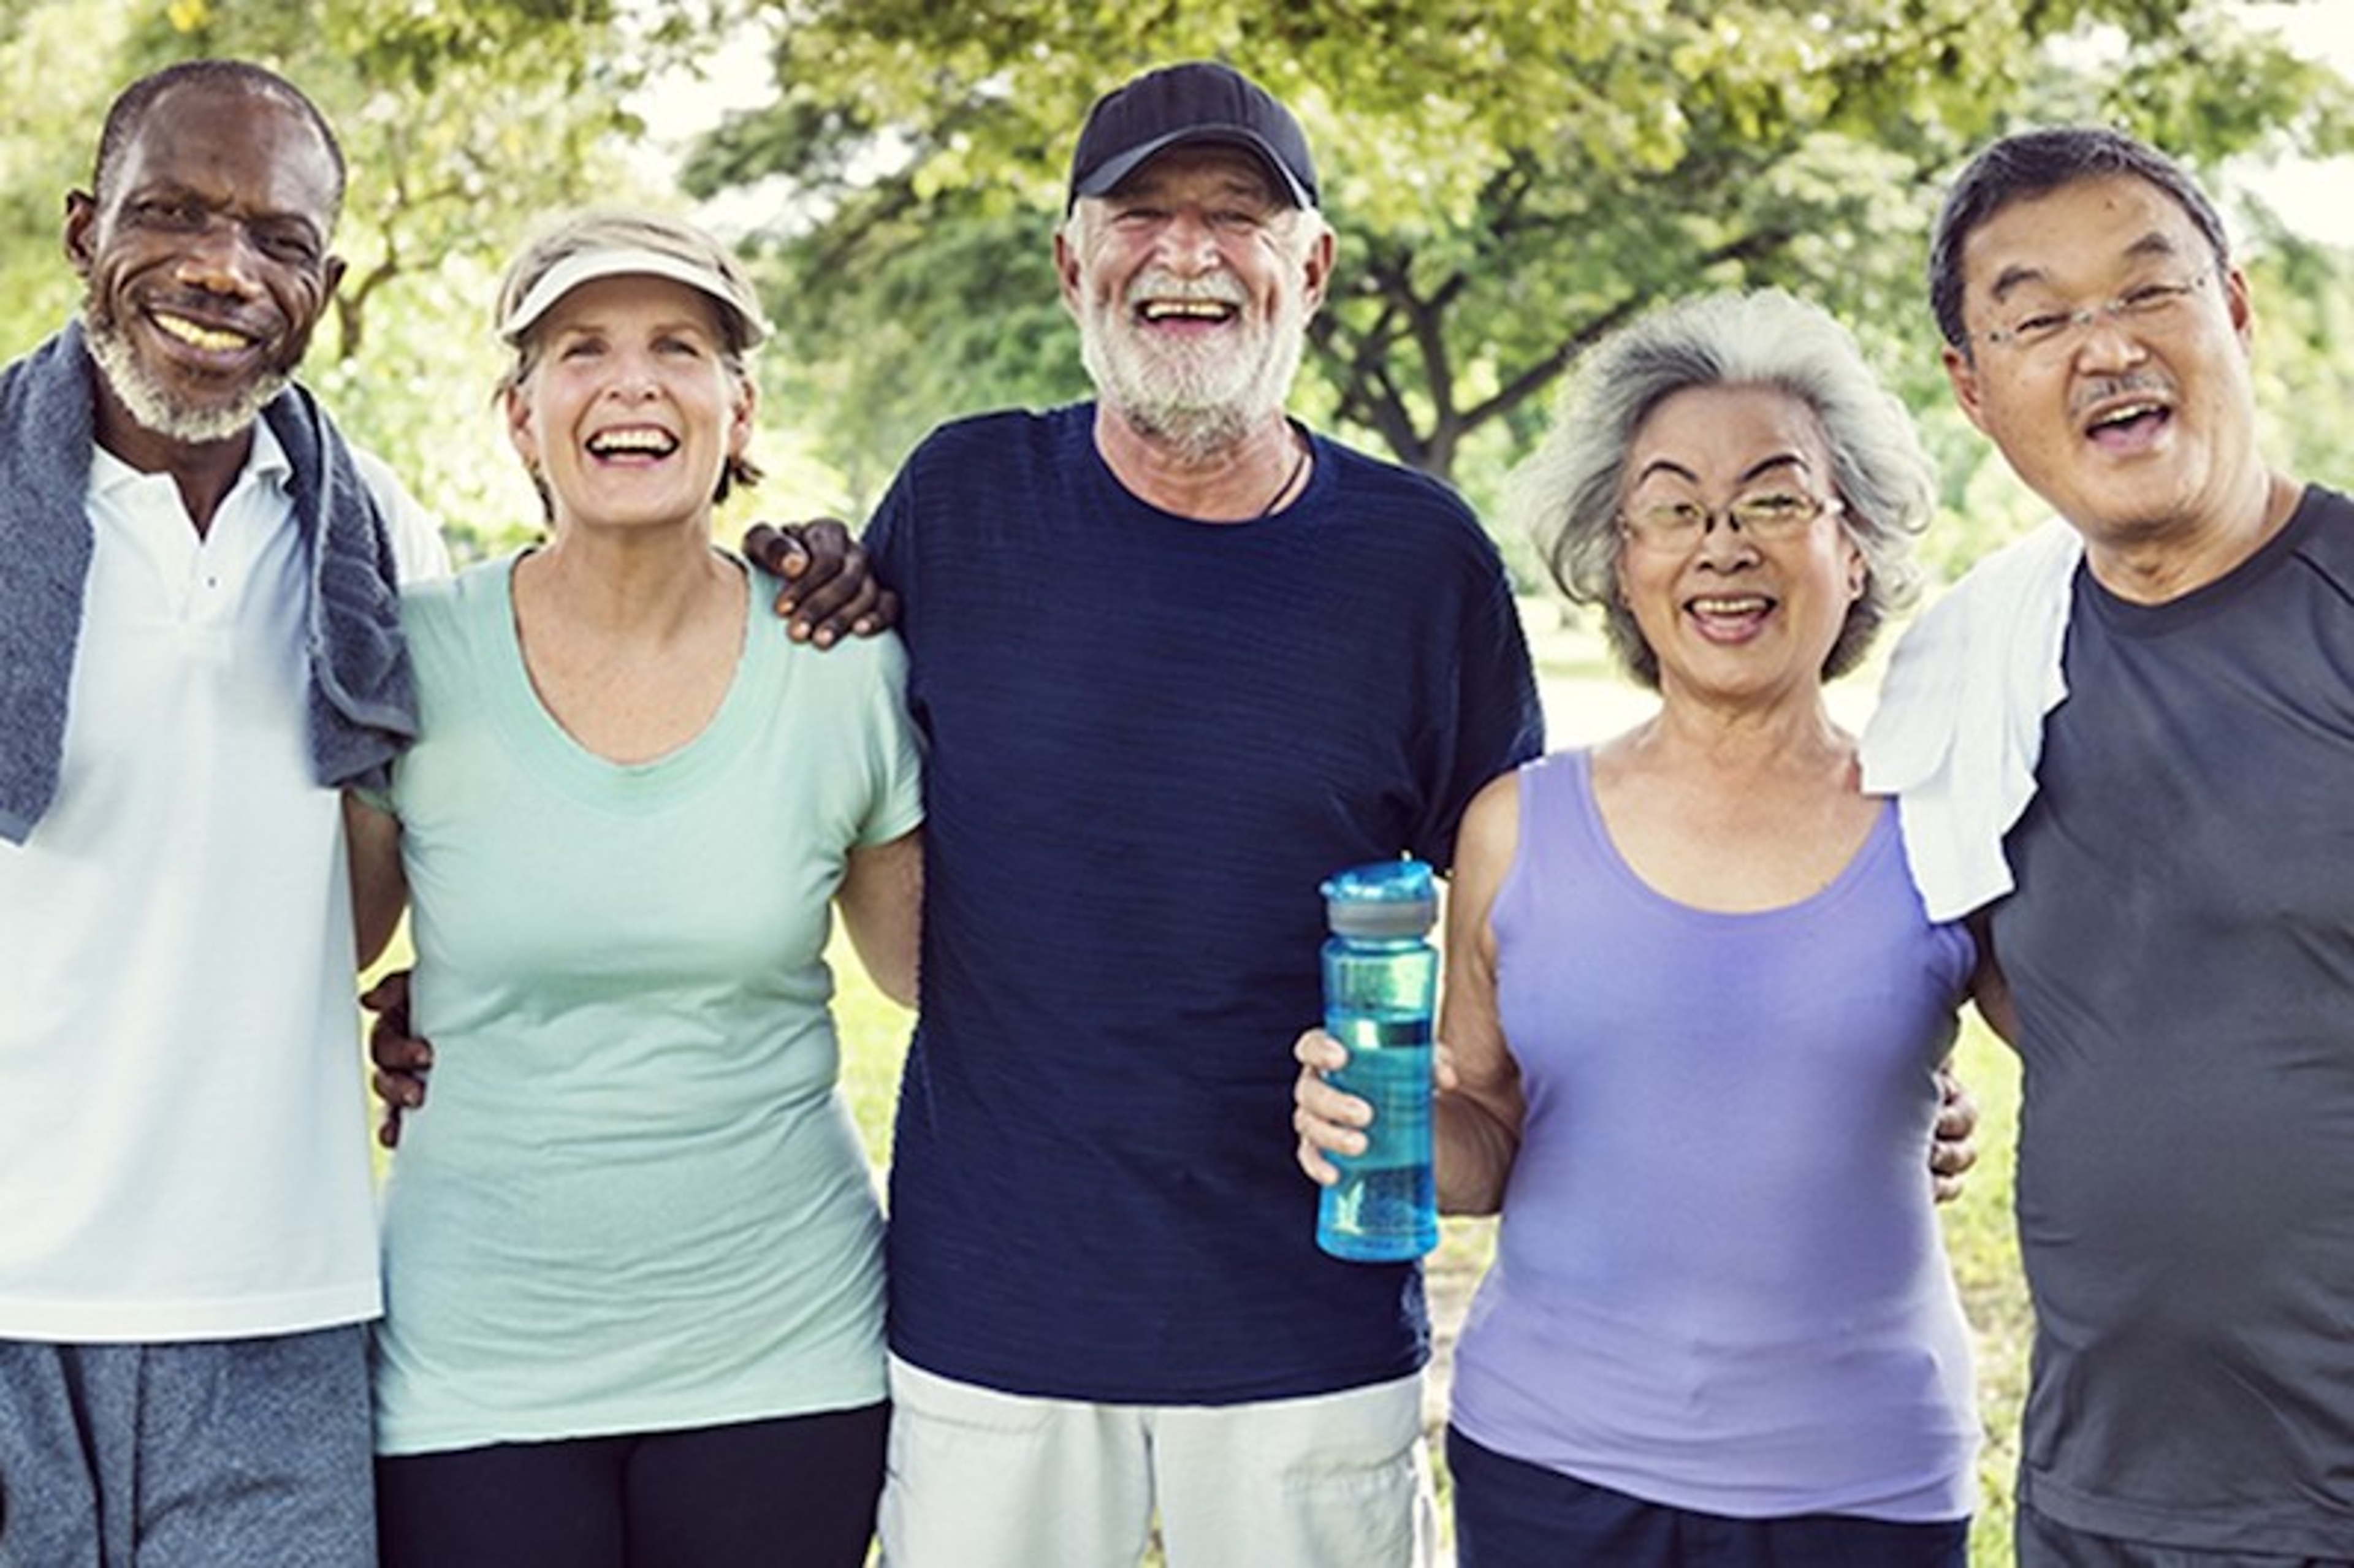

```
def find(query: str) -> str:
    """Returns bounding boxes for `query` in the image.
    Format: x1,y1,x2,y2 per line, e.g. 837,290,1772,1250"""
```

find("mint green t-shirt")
371,552,921,1455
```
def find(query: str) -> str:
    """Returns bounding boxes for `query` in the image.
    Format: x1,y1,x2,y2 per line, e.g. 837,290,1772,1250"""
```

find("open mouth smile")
2079,387,2175,450
150,308,265,357
586,425,680,460
1686,593,1777,639
1138,298,1237,324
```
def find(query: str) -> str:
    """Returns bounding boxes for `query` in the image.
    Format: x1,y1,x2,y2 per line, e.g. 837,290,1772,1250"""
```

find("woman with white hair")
1298,290,1997,1564
348,209,921,1566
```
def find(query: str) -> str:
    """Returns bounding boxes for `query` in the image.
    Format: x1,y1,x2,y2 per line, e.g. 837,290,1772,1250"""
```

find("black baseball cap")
1066,61,1319,212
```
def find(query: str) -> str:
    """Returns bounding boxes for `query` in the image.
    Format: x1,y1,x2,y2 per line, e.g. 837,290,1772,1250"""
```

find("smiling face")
1057,143,1331,459
1942,173,2266,565
1615,383,1863,710
66,81,343,460
505,275,754,536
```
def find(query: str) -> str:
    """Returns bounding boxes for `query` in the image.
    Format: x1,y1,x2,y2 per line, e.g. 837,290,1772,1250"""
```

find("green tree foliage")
681,0,2354,568
0,5,136,341
5,1,2353,577
2245,218,2354,490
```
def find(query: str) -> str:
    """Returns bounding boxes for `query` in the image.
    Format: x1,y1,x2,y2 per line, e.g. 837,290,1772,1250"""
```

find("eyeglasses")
1618,490,1842,551
1970,270,2212,358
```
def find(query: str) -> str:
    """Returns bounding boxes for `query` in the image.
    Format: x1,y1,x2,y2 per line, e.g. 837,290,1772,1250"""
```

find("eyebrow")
1632,451,1810,488
1632,457,1698,487
1986,229,2185,302
131,177,322,234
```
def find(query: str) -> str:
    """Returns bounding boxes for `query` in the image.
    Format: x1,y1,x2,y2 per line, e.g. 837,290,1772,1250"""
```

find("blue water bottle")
1315,859,1439,1262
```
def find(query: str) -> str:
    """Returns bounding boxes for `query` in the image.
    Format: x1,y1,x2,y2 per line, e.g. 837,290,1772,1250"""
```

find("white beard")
1078,269,1307,463
82,301,286,446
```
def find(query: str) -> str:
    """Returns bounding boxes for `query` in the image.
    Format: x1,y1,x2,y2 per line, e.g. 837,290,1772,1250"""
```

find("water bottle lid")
1321,858,1437,937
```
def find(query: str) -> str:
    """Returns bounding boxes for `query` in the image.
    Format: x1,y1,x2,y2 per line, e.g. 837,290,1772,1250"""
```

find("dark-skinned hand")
364,968,432,1150
742,519,899,645
1930,1064,1979,1204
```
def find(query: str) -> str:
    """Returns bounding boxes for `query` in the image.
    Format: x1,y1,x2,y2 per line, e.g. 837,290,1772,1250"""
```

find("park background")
10,1,2354,1561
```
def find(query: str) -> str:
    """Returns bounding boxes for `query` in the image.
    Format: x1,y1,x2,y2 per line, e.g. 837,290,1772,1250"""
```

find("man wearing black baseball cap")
1065,59,1320,211
750,60,1544,1567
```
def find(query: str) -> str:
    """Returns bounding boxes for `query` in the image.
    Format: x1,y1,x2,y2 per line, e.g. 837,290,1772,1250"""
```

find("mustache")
1122,271,1248,309
2070,371,2172,421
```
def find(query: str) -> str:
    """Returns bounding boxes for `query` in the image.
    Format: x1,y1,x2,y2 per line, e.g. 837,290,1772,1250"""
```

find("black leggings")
1448,1425,1968,1568
375,1402,888,1568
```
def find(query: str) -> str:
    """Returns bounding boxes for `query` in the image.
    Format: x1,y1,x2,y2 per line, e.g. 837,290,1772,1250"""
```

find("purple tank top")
1448,749,1979,1521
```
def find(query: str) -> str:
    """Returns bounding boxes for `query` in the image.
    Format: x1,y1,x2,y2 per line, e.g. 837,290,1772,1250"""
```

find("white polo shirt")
0,424,446,1342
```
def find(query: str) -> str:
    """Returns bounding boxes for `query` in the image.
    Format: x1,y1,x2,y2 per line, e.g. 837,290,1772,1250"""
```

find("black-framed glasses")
1618,491,1843,552
1970,270,2212,358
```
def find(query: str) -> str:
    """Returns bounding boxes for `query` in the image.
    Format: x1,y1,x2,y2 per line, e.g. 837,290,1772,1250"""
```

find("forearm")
1967,911,2019,1044
837,829,921,1008
343,793,408,969
1436,1092,1520,1216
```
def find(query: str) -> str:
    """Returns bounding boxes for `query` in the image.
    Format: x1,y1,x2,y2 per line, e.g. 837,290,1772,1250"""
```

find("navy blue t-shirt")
870,405,1544,1402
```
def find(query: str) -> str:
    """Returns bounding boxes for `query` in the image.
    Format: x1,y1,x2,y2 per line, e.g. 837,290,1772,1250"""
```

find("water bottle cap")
1321,858,1437,937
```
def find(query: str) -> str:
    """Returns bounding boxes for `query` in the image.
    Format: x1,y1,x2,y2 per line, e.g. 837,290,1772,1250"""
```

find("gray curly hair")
1507,288,1933,688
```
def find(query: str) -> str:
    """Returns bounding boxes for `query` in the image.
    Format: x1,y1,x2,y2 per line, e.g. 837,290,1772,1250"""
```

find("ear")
1298,221,1336,314
1053,225,1085,321
503,381,538,469
728,371,758,457
2223,262,2255,350
1942,341,1992,435
286,254,348,361
63,190,97,276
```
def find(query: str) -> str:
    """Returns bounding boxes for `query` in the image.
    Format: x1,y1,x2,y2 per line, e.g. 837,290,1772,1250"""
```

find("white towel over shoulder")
1859,517,2082,921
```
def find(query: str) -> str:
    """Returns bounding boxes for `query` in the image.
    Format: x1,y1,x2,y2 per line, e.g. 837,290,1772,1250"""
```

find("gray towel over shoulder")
0,320,418,845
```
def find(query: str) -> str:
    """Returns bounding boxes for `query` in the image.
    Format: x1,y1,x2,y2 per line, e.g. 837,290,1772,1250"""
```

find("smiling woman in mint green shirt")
347,209,920,1568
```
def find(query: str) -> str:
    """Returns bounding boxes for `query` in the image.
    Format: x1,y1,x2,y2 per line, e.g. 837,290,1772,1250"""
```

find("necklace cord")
1257,435,1312,518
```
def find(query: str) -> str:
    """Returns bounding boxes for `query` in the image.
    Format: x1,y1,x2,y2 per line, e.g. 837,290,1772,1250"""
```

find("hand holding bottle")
1305,859,1442,1262
1292,1029,1460,1184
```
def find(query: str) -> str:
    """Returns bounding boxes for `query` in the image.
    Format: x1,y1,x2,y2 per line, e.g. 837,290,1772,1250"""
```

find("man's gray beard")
82,303,286,447
1080,302,1306,465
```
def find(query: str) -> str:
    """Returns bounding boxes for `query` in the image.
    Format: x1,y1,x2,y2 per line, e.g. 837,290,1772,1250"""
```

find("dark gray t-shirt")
1994,485,2354,1556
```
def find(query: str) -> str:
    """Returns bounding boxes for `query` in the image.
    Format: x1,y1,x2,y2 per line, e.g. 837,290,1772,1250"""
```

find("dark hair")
1929,125,2228,353
94,59,346,218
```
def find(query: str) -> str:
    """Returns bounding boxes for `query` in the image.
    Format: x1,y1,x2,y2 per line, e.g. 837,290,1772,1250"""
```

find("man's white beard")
1079,273,1306,464
82,301,287,446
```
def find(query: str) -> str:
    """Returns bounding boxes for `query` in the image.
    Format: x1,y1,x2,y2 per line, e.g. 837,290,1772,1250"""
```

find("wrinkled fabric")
0,321,416,844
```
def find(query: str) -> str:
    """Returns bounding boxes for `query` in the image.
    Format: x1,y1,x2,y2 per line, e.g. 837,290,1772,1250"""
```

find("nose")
1154,207,1222,272
172,217,264,298
2068,309,2150,373
603,346,663,399
1694,512,1760,566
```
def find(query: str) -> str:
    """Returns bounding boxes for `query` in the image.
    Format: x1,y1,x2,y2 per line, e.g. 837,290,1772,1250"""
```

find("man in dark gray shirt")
1922,125,2354,1561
